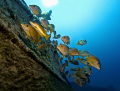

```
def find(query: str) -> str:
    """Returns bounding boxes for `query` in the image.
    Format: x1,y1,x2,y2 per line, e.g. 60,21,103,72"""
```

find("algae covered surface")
0,0,74,91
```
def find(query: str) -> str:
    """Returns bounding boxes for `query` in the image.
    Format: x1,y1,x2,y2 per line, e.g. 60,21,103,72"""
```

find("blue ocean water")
24,0,120,90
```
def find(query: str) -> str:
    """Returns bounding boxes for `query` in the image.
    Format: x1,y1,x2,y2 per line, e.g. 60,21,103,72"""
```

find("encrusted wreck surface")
0,0,74,90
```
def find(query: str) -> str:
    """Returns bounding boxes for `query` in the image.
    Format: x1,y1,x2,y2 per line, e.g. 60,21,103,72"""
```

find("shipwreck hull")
0,0,74,91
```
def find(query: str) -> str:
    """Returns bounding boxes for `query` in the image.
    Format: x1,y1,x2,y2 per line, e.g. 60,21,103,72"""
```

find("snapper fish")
21,24,42,43
86,54,101,70
61,36,70,45
77,68,88,79
64,71,71,77
59,56,63,62
83,65,92,76
38,43,46,49
47,24,55,34
72,72,78,78
64,60,69,67
69,48,80,56
79,50,89,57
70,67,78,71
68,59,79,65
29,5,42,17
57,44,69,57
77,40,87,46
41,19,49,29
76,57,88,65
30,21,51,40
74,77,82,87
61,63,66,72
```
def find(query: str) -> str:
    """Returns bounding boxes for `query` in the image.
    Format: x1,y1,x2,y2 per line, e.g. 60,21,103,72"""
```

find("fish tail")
36,40,42,44
76,42,79,45
76,57,80,60
50,29,54,34
45,34,51,40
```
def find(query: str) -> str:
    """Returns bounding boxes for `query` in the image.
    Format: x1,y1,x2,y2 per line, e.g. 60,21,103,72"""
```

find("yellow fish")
77,40,87,46
38,43,46,49
69,48,80,56
29,5,42,17
61,36,70,45
47,24,55,34
83,65,92,76
65,71,71,77
57,44,69,57
41,19,49,29
79,50,89,57
30,21,51,40
61,63,66,72
76,57,88,65
86,54,101,70
74,77,82,87
21,24,42,43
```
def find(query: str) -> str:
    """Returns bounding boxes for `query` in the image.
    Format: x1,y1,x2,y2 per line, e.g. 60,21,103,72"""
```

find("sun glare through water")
41,0,58,7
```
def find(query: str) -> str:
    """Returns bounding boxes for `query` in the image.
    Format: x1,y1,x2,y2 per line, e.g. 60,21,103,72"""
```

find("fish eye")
26,25,28,27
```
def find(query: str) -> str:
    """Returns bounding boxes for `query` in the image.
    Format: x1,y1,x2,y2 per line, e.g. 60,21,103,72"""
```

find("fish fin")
91,54,94,57
76,41,79,45
84,66,86,68
81,58,84,60
37,40,42,44
69,74,71,77
72,58,74,61
80,40,82,42
76,57,80,60
68,59,70,62
74,76,77,79
50,28,54,34
39,33,44,37
78,50,81,53
49,44,52,47
77,67,80,72
45,35,51,40
69,47,72,50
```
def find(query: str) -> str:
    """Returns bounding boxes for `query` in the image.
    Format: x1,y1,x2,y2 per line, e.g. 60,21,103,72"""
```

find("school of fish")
21,5,101,87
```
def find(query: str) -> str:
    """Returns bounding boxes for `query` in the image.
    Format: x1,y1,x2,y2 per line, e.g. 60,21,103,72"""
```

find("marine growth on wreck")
20,4,101,87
